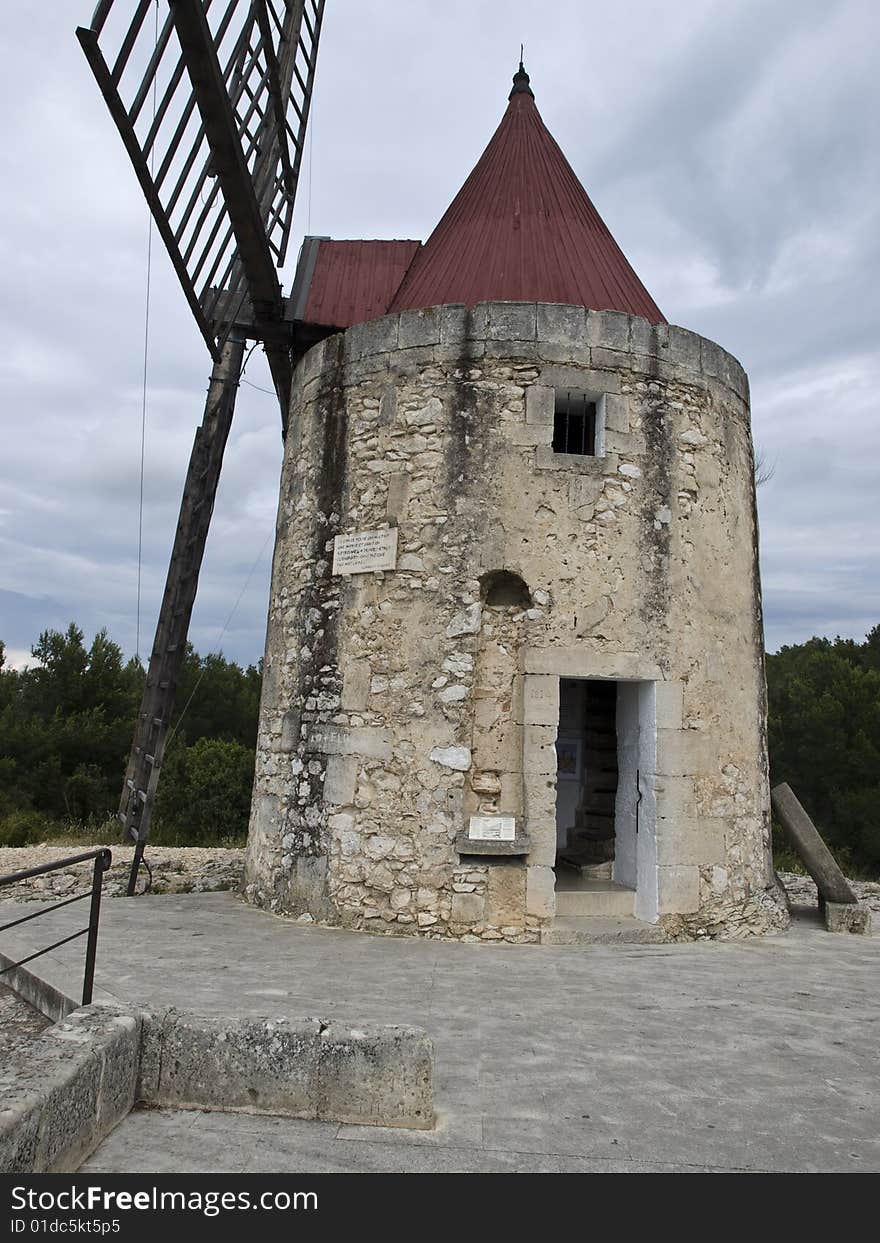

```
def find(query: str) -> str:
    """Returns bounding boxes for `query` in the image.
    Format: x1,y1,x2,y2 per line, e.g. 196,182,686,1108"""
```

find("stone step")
554,882,635,918
541,916,667,945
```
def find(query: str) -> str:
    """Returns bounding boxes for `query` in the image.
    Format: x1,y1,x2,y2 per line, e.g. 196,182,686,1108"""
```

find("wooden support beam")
119,334,246,895
770,783,857,905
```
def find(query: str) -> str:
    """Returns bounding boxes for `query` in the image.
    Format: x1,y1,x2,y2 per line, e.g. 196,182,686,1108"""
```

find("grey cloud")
0,0,877,667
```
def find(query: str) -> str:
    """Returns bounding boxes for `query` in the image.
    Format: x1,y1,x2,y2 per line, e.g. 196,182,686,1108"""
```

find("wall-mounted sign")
468,815,516,842
332,528,398,576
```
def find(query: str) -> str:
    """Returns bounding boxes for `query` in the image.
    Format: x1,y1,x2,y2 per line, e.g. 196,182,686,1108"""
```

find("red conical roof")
389,65,665,323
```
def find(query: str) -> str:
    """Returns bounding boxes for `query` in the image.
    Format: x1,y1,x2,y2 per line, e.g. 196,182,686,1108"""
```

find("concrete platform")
2,892,879,1173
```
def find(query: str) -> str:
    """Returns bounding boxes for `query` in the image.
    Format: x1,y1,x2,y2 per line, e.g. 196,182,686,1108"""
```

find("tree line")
0,624,259,847
1,621,878,875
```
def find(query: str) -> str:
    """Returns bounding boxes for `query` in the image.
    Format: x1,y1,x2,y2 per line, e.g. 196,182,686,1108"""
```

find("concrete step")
541,916,667,945
554,880,635,918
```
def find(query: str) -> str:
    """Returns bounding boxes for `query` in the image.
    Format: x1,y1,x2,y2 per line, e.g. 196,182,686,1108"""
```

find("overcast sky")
1,0,878,671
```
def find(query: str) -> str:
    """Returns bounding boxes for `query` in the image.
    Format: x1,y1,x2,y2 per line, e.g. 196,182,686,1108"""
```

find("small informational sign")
332,527,398,576
468,815,516,842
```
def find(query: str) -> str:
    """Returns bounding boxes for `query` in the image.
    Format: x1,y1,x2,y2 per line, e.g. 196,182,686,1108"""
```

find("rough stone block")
535,445,608,473
393,345,438,376
499,771,523,816
604,429,639,456
385,472,411,521
537,364,619,394
451,890,486,924
524,767,557,821
587,309,631,352
478,522,506,569
526,864,556,918
630,317,666,358
568,474,604,515
537,303,586,346
647,774,696,824
307,724,393,761
655,680,684,730
343,321,367,365
298,336,330,386
483,301,538,340
0,1004,140,1174
360,315,399,358
656,728,719,777
656,817,725,867
823,901,872,935
700,336,748,402
472,728,520,773
344,353,392,386
317,1023,434,1129
525,384,554,425
438,302,490,344
522,724,558,775
0,1101,40,1174
537,339,592,365
506,422,552,447
524,818,557,866
341,661,371,711
657,864,700,914
398,307,441,348
438,303,469,343
324,755,358,806
523,648,662,681
591,346,633,371
484,338,540,363
667,325,702,374
486,862,526,926
604,392,630,433
142,1011,434,1129
522,674,560,727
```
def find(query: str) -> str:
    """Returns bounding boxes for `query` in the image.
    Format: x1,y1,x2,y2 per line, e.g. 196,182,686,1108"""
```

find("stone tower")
244,64,788,943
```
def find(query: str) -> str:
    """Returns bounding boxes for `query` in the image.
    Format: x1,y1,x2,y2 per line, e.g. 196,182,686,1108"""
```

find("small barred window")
553,391,597,456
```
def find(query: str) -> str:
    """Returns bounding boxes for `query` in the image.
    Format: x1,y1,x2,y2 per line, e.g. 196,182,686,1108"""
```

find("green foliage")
767,625,880,875
0,623,261,847
152,737,254,845
0,808,56,847
170,644,262,749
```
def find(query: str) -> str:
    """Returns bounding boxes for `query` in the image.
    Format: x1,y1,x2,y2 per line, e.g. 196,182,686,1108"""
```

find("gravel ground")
0,845,245,902
777,870,880,914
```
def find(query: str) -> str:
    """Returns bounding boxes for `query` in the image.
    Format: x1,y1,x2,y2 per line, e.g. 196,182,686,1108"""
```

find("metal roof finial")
509,48,534,99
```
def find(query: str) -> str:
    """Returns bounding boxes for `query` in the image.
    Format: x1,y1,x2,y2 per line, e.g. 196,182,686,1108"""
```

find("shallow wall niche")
480,570,532,610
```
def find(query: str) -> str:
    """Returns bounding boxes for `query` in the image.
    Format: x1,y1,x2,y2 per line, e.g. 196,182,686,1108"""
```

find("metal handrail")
0,848,112,1005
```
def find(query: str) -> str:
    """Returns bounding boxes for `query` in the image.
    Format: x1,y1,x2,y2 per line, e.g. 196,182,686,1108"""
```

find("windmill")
76,1,326,894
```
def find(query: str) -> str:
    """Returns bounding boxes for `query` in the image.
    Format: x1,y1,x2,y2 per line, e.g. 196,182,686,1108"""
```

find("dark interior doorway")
555,679,619,878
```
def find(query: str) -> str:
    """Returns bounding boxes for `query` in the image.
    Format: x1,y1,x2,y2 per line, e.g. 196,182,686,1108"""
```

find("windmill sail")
77,0,325,409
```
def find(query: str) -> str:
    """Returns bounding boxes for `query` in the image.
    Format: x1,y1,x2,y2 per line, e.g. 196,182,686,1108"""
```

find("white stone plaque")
332,527,398,576
468,815,516,842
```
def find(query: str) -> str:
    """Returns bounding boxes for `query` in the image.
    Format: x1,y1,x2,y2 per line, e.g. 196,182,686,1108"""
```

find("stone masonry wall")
244,302,789,942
